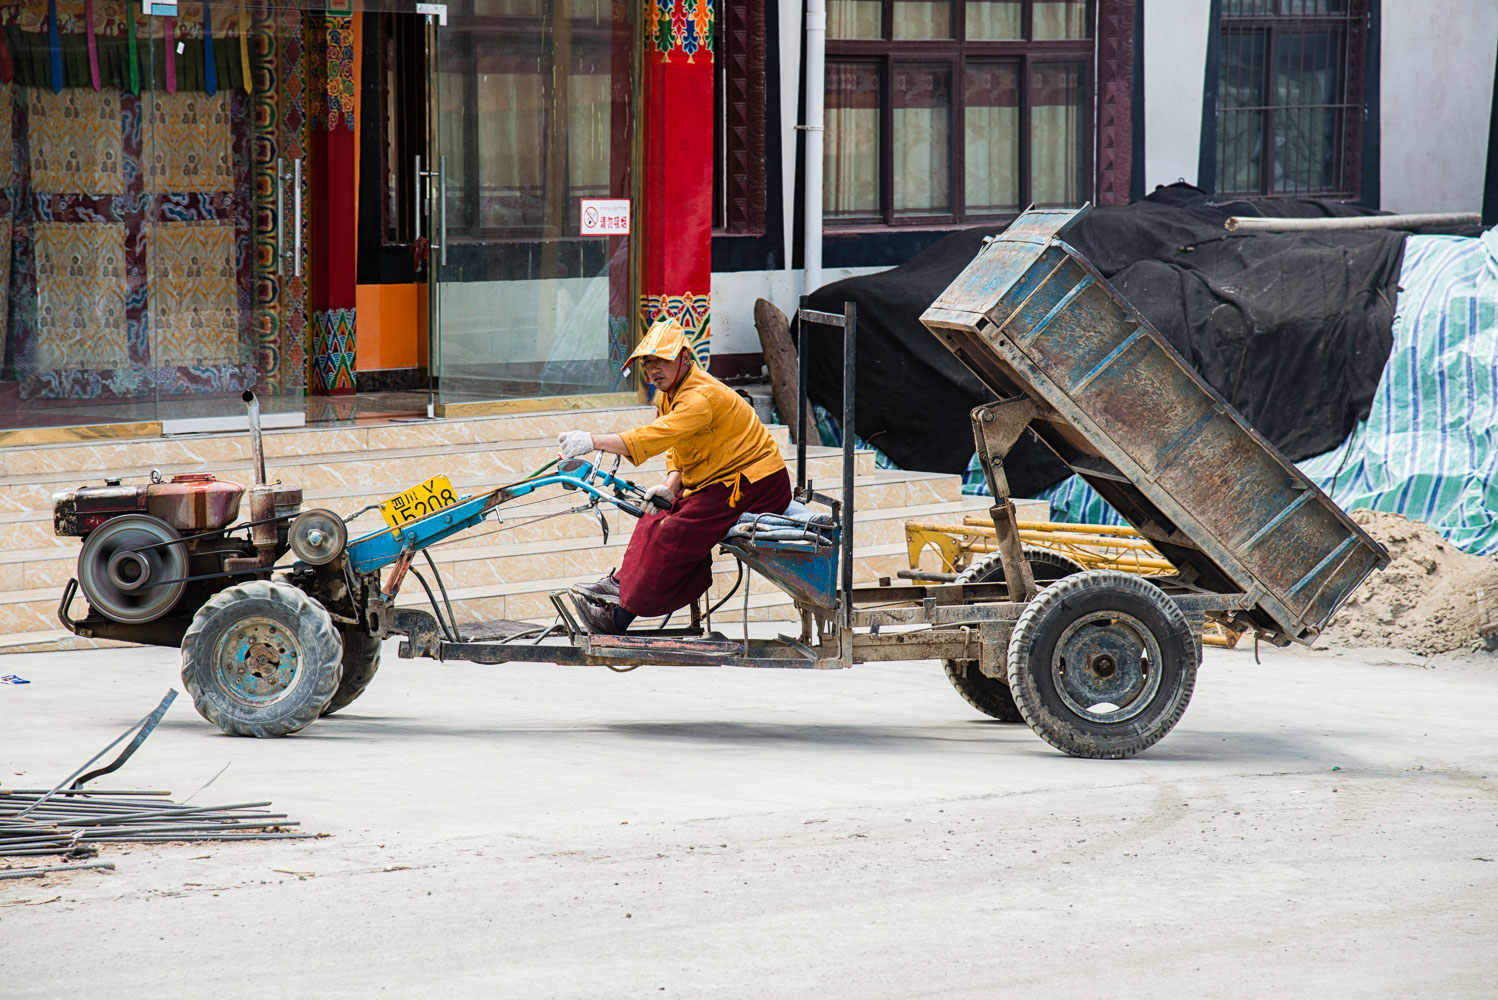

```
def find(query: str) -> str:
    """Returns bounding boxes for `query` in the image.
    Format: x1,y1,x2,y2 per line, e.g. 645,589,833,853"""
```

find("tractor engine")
53,392,304,643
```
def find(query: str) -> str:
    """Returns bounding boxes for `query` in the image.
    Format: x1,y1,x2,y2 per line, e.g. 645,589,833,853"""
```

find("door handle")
414,153,424,243
275,158,285,276
438,154,447,266
292,157,304,279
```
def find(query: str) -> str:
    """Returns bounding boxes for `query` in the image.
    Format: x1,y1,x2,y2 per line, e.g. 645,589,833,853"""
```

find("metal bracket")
550,591,583,641
57,578,92,638
392,608,443,659
971,396,1043,601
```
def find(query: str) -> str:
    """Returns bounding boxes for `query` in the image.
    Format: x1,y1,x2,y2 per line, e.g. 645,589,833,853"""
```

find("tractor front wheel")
181,580,343,737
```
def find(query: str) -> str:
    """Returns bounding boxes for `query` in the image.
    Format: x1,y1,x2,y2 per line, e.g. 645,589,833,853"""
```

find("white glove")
643,483,675,509
558,430,594,459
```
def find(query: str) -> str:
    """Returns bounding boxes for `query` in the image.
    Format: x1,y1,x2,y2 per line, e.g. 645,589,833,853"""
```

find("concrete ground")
2,638,1495,999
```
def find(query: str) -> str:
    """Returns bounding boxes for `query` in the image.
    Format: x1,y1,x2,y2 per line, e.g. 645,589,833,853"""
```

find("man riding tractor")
557,316,791,633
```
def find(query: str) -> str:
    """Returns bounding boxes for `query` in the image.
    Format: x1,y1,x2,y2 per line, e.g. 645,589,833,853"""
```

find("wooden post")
753,298,820,444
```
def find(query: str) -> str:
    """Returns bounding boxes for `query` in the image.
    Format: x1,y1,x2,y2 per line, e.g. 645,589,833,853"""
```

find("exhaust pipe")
242,391,278,554
242,390,267,486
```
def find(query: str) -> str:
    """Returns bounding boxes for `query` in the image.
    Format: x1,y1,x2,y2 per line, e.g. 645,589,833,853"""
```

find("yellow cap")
623,316,692,373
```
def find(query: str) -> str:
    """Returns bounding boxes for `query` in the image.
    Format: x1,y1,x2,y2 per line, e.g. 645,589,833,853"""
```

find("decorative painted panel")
311,306,355,393
27,89,122,194
150,219,238,367
33,220,129,370
148,90,232,191
639,292,710,365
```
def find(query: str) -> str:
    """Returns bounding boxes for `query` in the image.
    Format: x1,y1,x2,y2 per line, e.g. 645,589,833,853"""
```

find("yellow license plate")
379,474,460,532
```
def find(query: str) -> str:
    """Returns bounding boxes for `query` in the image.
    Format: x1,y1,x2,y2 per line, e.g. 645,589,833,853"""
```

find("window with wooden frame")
825,0,1093,227
714,0,768,234
1216,0,1367,199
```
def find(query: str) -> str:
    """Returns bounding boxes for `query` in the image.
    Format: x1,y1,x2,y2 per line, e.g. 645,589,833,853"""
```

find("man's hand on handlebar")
557,430,594,459
642,483,675,510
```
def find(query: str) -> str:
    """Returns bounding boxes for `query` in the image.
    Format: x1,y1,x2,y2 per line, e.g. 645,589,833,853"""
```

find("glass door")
0,1,169,432
146,1,308,432
427,0,638,415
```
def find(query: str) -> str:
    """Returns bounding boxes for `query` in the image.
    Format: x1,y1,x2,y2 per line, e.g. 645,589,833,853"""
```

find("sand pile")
1315,510,1498,655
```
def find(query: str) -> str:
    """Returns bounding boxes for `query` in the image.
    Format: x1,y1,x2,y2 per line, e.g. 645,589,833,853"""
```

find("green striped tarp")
968,233,1498,556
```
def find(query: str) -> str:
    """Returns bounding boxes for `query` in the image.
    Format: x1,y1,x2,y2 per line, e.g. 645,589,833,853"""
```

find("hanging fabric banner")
84,0,100,90
164,14,176,93
47,0,62,93
238,0,250,93
203,1,217,95
0,19,13,84
127,5,139,93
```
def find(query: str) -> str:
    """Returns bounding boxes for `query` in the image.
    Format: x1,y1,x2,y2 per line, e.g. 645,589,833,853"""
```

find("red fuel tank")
145,473,245,532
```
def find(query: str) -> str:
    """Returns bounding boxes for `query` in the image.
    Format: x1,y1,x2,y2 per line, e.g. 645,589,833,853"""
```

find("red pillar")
639,0,714,363
307,13,358,395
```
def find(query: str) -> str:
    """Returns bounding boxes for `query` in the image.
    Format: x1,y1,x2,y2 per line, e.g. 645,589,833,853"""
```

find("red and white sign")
580,199,631,236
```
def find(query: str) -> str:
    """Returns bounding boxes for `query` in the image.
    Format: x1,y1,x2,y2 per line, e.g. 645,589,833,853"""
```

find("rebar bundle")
0,788,311,860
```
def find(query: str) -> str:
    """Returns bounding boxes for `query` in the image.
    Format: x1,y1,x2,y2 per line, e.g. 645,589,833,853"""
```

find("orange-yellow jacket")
619,364,786,504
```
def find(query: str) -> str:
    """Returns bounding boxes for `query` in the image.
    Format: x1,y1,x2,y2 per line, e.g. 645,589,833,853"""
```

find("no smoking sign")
580,199,631,236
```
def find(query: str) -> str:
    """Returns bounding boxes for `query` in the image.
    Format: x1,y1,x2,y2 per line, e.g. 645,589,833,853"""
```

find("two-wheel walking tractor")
53,208,1387,758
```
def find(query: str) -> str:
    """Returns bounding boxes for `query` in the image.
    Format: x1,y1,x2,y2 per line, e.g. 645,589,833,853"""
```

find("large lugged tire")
957,547,1085,590
943,547,1086,723
321,626,382,716
1006,570,1196,758
181,580,343,737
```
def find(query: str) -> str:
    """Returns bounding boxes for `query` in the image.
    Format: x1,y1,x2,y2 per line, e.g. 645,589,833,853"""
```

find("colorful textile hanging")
641,0,715,361
239,0,250,93
126,5,138,93
203,2,216,95
163,15,176,93
84,0,99,90
47,0,62,93
0,22,12,84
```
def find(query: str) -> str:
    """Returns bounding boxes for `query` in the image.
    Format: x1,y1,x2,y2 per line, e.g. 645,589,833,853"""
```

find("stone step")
0,445,880,554
0,405,660,480
0,420,806,516
0,444,945,558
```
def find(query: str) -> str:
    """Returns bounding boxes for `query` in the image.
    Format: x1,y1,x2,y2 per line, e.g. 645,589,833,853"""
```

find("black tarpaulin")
799,185,1416,497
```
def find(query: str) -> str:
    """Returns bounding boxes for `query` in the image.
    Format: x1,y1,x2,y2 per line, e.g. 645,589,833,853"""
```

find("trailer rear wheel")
181,581,343,737
322,626,382,716
957,547,1085,590
942,547,1085,723
1007,570,1195,758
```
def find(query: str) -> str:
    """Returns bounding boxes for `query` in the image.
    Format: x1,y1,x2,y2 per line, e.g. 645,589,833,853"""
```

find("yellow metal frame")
906,516,1175,577
905,516,1244,648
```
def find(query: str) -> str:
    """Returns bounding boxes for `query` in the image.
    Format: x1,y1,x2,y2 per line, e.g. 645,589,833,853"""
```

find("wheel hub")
216,618,299,702
1053,611,1162,722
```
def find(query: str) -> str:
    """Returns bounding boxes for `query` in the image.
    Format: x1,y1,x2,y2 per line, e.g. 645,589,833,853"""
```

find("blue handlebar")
344,463,655,575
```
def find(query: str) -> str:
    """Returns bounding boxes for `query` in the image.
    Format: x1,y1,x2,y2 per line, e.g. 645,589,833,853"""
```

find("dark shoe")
570,593,620,634
569,570,620,605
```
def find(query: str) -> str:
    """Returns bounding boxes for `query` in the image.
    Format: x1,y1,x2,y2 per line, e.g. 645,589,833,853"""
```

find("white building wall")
712,267,889,359
1142,0,1211,192
1380,0,1498,213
